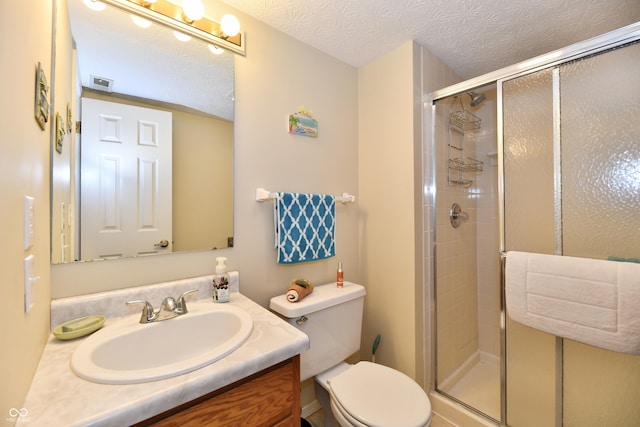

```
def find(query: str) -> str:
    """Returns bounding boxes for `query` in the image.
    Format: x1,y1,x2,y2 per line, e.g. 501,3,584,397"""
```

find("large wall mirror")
51,0,235,264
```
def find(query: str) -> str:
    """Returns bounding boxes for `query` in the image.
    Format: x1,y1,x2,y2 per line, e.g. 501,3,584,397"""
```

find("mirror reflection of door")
80,98,172,259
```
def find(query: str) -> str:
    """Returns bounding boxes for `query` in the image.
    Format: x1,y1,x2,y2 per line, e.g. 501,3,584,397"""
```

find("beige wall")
51,2,360,304
0,0,53,419
358,41,423,379
172,110,233,252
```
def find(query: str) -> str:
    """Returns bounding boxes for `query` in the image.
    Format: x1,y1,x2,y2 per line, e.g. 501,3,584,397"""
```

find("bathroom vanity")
139,356,300,426
18,276,309,426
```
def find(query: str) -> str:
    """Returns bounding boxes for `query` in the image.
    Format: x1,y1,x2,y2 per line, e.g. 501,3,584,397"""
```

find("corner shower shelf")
447,96,483,187
449,157,484,173
449,109,481,131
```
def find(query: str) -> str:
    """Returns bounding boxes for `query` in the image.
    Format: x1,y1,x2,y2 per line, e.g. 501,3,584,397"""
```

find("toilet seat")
328,361,432,427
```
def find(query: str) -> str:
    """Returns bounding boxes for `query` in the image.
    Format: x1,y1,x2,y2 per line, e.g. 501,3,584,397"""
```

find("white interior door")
80,97,172,260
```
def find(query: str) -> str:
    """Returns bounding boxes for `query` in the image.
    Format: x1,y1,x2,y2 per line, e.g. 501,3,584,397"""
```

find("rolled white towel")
286,279,314,303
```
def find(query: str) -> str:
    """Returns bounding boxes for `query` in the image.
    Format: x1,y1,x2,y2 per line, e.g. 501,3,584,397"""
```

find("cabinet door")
141,356,301,427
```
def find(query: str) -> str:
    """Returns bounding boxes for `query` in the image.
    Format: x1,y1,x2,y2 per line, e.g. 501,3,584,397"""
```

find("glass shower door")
433,86,501,422
558,40,640,427
502,40,640,426
503,67,559,427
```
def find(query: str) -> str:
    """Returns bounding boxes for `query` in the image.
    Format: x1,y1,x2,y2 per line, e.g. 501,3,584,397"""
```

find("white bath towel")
505,251,640,354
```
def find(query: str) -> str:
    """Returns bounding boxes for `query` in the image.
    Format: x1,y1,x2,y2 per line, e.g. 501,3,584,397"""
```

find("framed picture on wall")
34,61,50,130
288,107,318,137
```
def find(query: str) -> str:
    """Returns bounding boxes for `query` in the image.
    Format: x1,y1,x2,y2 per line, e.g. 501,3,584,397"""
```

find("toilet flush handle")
296,316,308,325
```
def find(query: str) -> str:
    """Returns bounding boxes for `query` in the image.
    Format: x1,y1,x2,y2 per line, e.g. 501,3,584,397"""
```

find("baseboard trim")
301,399,322,419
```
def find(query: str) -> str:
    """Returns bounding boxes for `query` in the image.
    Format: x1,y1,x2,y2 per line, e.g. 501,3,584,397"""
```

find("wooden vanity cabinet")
136,356,301,427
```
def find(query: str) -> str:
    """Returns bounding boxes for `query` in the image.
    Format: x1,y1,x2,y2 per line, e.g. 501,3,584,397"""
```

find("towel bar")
255,188,356,204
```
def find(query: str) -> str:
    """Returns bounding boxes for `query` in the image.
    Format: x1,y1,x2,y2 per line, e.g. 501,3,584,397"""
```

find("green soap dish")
53,315,106,340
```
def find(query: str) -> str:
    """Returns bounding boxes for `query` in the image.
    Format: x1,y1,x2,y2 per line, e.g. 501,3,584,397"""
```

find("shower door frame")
426,22,640,426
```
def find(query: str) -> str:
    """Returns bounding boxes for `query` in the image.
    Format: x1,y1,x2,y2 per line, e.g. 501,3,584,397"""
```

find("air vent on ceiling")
90,75,113,93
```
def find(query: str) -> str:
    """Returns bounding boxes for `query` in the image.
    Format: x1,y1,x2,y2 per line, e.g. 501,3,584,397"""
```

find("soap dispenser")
213,257,230,303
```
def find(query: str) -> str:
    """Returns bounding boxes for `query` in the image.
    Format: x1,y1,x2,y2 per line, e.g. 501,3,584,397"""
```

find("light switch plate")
24,196,35,250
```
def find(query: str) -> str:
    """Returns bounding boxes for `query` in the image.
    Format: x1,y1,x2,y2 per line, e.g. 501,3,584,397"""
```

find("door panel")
80,98,172,259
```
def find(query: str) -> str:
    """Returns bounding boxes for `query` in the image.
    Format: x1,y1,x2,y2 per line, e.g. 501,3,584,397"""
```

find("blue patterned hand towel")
275,192,336,264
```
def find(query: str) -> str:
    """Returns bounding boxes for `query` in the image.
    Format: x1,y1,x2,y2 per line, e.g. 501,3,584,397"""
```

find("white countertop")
19,288,309,426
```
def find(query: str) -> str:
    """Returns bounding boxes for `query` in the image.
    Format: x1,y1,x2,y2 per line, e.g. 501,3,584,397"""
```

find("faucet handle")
176,289,199,314
126,299,156,323
161,297,177,312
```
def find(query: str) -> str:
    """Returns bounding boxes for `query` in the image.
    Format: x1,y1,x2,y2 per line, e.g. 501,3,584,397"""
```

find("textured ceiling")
67,0,640,119
219,0,640,79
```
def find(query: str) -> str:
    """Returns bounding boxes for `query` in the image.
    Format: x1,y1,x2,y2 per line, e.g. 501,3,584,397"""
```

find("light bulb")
82,0,106,11
173,31,191,42
220,14,240,37
208,44,224,55
182,0,205,22
131,14,152,28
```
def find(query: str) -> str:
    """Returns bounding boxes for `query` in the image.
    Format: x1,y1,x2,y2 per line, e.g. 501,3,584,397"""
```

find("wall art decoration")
55,113,65,154
34,61,50,130
288,107,318,137
66,102,73,134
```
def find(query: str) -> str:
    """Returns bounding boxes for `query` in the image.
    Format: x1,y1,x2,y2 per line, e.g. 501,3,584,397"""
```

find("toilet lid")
328,361,431,427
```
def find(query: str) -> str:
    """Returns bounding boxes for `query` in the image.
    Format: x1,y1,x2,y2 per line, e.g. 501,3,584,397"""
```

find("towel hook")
450,203,469,228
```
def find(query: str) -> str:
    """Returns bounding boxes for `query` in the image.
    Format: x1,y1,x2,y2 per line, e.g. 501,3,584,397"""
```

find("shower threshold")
438,351,500,421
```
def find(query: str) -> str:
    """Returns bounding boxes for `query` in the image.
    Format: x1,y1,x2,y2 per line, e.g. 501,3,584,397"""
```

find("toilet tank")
270,281,366,381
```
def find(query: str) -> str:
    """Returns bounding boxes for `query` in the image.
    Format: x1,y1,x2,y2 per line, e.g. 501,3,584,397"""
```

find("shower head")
467,91,486,107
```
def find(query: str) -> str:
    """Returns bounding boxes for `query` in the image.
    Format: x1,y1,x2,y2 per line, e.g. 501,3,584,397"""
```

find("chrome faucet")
126,289,199,324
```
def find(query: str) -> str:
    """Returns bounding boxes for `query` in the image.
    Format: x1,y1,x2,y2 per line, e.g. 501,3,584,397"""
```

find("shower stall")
425,24,640,426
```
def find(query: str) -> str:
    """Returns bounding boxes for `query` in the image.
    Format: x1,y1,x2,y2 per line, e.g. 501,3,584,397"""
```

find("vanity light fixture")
220,13,240,37
181,0,205,23
98,0,245,55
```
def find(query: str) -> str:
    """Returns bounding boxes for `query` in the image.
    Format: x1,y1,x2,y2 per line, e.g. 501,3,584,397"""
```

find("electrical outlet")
24,196,35,250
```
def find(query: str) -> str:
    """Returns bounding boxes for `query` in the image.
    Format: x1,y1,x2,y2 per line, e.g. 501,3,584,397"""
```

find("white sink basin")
71,301,253,384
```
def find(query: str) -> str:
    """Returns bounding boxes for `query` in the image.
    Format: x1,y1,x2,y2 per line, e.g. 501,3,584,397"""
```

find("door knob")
154,240,169,248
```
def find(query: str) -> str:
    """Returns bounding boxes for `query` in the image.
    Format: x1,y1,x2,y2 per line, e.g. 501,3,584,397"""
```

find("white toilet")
270,281,432,427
